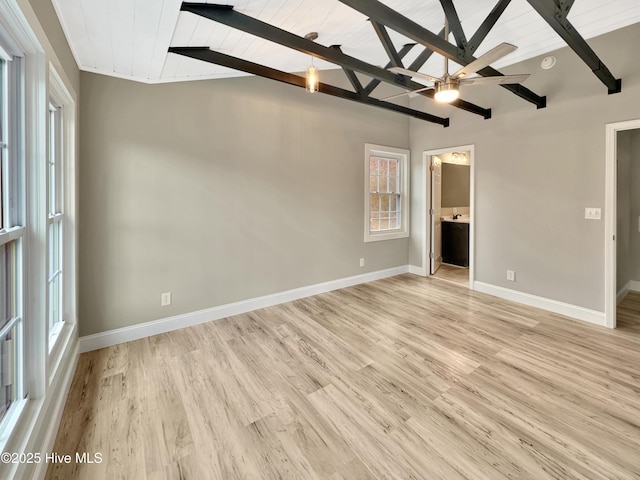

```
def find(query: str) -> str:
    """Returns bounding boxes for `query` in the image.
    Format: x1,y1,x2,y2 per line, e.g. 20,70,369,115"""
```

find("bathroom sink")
441,215,470,223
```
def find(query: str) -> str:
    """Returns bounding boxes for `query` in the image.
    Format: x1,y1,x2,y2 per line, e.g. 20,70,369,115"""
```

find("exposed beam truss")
439,0,467,50
331,45,365,94
526,0,621,94
180,3,492,119
370,20,404,67
169,47,450,126
467,0,512,54
362,43,416,96
336,0,547,109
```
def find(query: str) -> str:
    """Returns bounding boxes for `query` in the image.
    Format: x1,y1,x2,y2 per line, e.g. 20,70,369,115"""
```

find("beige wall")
441,163,470,208
629,131,640,282
79,71,410,336
410,23,640,312
617,130,632,290
616,129,640,291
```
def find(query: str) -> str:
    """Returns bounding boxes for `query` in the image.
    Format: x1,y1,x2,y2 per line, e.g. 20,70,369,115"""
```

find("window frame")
47,98,63,345
0,35,26,441
364,143,410,242
46,64,75,360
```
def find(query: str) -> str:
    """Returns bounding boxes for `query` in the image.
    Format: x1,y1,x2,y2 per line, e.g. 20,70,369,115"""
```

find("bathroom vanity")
441,216,469,267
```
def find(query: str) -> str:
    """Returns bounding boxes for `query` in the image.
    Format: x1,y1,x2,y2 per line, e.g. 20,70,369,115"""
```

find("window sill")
364,230,409,243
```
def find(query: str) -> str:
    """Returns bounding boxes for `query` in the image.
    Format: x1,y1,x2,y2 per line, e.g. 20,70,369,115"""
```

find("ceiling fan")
385,23,530,103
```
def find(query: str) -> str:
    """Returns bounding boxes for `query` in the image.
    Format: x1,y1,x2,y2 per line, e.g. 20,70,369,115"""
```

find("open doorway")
422,145,474,288
605,119,640,329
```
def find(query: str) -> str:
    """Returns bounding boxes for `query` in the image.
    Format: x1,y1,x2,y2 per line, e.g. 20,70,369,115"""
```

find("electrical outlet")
359,258,365,267
507,270,516,282
161,292,172,306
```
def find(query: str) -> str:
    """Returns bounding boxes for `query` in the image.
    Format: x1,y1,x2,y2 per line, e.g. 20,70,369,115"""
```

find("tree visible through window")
369,155,401,232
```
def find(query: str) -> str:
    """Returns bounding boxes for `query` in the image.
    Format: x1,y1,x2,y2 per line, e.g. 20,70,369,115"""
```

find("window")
364,144,409,242
0,47,25,427
47,102,63,342
0,3,77,469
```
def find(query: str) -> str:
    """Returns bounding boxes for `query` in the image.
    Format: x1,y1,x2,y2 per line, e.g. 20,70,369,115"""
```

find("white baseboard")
80,266,410,353
408,265,427,276
617,280,640,304
474,282,606,327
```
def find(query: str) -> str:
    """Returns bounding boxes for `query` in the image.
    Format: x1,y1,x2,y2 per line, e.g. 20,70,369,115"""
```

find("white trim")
474,281,606,327
80,266,410,353
422,145,475,289
604,118,640,329
616,280,640,304
0,334,78,480
29,336,77,480
408,264,427,276
364,144,410,243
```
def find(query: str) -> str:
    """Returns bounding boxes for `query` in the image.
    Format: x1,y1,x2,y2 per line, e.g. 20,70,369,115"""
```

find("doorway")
422,145,475,288
605,119,640,328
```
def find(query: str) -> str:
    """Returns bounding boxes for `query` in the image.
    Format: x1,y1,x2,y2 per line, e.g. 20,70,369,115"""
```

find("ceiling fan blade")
388,66,443,84
452,43,518,79
459,73,530,86
381,85,434,101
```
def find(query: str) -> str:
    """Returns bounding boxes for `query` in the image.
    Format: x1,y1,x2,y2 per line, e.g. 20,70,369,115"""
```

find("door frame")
605,119,640,328
421,144,475,289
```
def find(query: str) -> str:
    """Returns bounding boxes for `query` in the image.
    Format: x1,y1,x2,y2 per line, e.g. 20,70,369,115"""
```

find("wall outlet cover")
161,292,172,306
585,207,601,220
507,270,516,282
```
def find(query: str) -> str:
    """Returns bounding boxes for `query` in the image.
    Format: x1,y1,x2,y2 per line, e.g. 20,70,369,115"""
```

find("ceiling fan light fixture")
434,82,459,103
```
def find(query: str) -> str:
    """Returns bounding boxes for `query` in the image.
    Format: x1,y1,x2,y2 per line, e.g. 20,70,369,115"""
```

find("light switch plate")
585,207,601,220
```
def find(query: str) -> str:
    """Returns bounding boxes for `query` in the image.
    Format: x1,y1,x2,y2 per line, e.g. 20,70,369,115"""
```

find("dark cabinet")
442,222,469,267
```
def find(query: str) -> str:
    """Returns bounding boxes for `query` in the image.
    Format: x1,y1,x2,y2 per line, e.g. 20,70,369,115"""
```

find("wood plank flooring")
431,264,469,287
47,275,640,479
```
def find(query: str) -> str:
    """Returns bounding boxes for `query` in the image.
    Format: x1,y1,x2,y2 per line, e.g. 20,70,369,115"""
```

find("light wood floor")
432,263,469,287
47,275,640,480
617,290,640,331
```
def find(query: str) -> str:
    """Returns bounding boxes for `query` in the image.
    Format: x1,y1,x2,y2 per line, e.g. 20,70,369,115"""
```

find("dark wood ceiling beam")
467,0,512,54
331,46,364,94
337,0,461,60
526,0,621,93
180,3,491,118
168,47,450,126
370,20,404,67
439,0,467,49
336,0,546,108
363,43,415,95
555,0,575,16
407,28,445,72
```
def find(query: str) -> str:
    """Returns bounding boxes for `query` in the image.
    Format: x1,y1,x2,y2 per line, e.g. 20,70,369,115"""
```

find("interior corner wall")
25,0,79,92
629,129,640,282
409,23,640,312
617,131,632,291
79,71,409,337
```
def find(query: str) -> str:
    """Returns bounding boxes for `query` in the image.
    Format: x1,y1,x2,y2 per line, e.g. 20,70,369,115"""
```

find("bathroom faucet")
453,213,461,219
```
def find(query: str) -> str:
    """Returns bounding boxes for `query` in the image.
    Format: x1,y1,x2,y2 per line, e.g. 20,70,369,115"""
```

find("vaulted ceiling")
51,0,640,125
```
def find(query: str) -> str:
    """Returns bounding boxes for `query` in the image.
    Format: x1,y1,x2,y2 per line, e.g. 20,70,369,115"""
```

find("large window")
364,144,409,242
0,47,25,427
0,4,77,472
